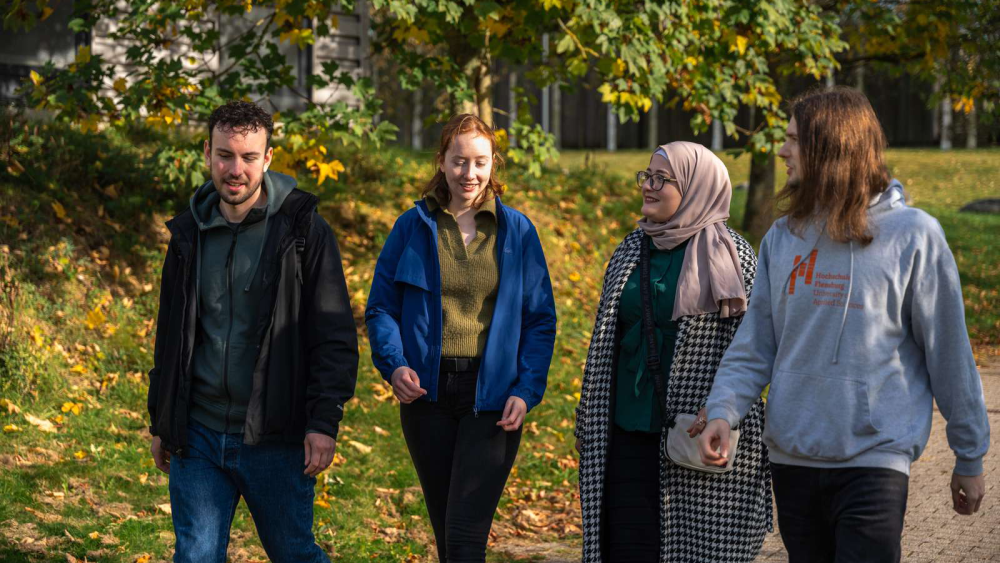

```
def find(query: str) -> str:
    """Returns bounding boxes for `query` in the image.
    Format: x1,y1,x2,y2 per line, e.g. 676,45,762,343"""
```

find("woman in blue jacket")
365,113,557,563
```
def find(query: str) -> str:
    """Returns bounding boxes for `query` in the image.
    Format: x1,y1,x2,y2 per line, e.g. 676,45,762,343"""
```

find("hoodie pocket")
766,370,880,461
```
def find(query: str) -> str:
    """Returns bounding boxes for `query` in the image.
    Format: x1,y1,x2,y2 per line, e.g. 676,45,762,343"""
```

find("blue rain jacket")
365,198,556,412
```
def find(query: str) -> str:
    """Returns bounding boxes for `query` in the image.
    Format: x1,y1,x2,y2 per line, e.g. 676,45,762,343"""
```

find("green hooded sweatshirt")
188,171,296,434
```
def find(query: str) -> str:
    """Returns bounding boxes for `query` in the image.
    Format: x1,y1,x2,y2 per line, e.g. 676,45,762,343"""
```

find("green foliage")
3,0,397,184
839,0,1000,119
372,0,845,164
1,109,194,214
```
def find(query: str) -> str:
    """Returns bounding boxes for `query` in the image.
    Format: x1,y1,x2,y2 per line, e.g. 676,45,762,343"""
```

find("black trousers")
602,424,662,563
399,363,522,563
771,462,909,563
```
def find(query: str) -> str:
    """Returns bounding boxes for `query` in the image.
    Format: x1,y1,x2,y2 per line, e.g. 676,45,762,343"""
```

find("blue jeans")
168,421,330,563
771,462,909,563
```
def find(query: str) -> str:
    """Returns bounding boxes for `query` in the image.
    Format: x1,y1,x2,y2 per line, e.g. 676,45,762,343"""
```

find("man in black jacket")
147,101,358,563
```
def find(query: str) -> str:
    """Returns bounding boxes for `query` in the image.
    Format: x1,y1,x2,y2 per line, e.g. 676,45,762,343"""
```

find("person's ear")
263,146,273,172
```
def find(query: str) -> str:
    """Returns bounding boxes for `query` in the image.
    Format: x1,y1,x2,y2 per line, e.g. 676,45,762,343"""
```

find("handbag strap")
640,235,674,430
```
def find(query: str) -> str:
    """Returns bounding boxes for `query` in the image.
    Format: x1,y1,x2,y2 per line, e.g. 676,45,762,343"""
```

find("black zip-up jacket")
147,186,359,455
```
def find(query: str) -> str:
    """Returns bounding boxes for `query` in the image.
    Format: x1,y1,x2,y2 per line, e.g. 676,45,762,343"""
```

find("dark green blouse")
614,238,688,433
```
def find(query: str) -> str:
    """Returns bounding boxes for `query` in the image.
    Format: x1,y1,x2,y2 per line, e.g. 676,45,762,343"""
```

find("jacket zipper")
222,230,239,434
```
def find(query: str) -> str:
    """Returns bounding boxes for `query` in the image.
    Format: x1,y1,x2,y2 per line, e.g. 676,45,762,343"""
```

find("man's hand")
304,433,337,477
951,472,986,515
151,436,171,474
391,366,427,404
497,396,527,432
697,419,732,467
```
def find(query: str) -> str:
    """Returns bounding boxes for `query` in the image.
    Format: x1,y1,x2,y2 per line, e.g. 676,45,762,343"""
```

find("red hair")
422,114,506,207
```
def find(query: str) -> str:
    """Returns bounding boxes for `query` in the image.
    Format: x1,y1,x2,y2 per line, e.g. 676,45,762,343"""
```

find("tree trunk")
508,71,518,148
541,33,550,133
476,66,493,126
966,102,977,149
744,153,776,241
711,119,723,151
932,78,941,140
606,105,617,151
411,89,423,150
551,82,562,149
940,95,953,150
459,53,493,125
646,99,659,149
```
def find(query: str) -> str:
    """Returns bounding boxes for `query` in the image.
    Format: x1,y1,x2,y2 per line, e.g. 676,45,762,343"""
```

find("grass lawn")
0,129,996,562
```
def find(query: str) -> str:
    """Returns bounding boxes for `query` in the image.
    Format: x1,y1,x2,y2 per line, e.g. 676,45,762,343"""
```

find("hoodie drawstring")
243,209,268,292
831,241,854,365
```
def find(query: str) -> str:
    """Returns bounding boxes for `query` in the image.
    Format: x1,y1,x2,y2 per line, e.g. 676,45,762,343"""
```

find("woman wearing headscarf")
573,142,772,562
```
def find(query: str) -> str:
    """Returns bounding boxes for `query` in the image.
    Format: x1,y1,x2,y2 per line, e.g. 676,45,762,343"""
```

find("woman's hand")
698,418,733,467
498,396,527,431
390,366,427,404
686,408,709,437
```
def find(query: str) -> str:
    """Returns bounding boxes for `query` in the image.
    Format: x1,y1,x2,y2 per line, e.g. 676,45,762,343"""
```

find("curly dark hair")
207,101,274,148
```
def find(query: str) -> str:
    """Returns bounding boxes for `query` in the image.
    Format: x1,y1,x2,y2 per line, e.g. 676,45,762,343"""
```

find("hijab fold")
637,142,747,320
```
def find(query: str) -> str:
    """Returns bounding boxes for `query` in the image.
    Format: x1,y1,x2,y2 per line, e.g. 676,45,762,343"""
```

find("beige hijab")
637,141,747,320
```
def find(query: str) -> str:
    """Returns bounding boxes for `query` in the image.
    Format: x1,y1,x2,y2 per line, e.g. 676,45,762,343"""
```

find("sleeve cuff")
707,404,741,429
306,425,339,441
954,457,984,476
381,357,408,383
511,389,540,412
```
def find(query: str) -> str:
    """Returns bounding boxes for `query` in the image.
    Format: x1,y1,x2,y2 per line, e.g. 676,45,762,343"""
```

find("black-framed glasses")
636,171,677,191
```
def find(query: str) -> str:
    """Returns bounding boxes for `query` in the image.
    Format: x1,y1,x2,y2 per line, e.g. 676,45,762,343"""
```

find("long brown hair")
777,87,891,245
422,114,506,208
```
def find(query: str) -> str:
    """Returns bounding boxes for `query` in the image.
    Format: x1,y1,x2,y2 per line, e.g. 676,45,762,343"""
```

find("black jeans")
399,363,522,563
771,462,909,563
602,425,662,562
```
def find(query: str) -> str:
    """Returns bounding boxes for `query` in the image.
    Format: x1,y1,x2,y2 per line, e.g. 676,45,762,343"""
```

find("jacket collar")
414,196,506,226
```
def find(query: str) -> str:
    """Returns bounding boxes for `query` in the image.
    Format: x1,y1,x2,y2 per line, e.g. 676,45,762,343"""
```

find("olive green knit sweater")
427,196,499,358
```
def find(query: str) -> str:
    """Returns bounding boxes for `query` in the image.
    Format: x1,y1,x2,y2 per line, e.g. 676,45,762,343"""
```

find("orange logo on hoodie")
788,250,818,295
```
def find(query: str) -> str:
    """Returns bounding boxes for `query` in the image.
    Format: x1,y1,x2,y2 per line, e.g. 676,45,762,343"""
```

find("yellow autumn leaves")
270,138,345,185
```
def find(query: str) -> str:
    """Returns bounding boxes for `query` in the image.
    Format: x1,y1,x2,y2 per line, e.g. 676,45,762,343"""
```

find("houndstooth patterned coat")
575,227,772,563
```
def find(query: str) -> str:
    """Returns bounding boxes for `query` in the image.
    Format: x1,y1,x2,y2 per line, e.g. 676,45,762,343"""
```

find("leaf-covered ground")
0,122,996,562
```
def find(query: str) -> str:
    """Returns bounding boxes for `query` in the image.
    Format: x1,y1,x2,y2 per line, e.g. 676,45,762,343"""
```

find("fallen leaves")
1,398,22,414
24,413,58,433
83,307,106,331
347,440,372,454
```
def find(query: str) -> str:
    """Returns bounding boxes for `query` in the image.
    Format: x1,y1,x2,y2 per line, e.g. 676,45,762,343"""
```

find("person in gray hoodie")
698,87,989,563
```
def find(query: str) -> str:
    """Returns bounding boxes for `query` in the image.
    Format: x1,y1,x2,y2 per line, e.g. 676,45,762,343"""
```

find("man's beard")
217,177,262,206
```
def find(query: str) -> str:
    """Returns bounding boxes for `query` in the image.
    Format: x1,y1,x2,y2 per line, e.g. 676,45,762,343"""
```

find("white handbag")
664,413,740,474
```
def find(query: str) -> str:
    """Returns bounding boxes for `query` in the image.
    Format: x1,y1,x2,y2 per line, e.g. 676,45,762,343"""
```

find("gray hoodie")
707,180,990,476
188,171,296,434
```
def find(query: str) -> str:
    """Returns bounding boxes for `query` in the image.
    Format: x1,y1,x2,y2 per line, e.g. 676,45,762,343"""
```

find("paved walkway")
499,365,1000,562
759,365,1000,562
